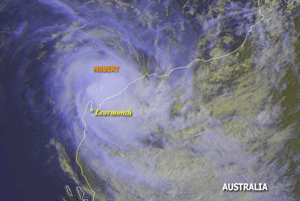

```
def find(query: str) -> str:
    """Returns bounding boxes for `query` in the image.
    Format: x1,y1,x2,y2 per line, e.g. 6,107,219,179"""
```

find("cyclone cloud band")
1,0,300,200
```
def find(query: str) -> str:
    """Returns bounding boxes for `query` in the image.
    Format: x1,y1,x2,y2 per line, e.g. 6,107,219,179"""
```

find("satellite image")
1,0,300,200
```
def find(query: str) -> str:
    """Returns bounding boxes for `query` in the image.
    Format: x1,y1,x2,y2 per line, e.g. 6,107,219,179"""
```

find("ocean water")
1,0,300,200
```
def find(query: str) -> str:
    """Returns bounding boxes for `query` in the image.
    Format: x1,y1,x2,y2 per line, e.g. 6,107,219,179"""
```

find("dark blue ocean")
1,0,300,200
